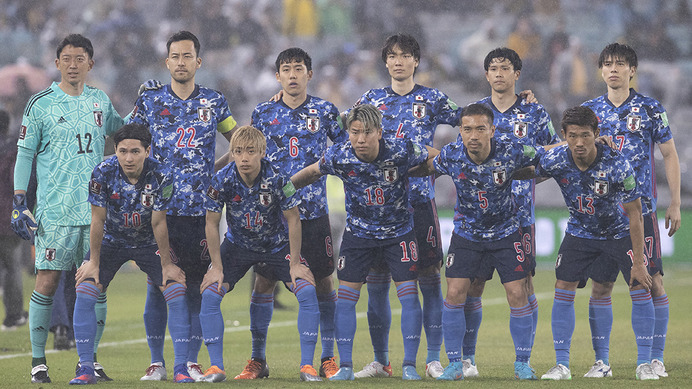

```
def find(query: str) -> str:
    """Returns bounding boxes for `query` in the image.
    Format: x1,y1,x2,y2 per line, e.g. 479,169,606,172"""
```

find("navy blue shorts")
412,199,443,270
337,229,419,283
475,224,536,281
299,215,335,280
167,215,211,284
555,233,638,287
88,244,164,289
643,213,664,276
222,238,291,291
445,230,529,284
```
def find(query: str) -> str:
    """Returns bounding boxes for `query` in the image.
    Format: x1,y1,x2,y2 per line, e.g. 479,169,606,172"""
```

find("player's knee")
651,273,665,295
316,274,334,295
468,278,486,297
591,281,614,298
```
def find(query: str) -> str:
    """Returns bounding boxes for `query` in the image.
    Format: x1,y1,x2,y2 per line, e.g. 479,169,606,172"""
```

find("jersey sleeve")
432,144,453,176
535,105,560,146
205,171,225,213
406,140,428,169
432,92,461,127
326,103,348,143
651,102,673,144
102,93,124,136
517,144,544,168
616,158,641,204
535,149,559,178
279,175,301,211
215,94,237,135
88,163,109,208
153,173,174,211
128,95,148,125
318,145,338,176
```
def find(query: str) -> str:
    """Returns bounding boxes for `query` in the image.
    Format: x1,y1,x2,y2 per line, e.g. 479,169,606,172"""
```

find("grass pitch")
1,265,691,388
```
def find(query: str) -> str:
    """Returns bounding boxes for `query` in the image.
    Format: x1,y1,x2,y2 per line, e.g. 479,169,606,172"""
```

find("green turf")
1,265,690,387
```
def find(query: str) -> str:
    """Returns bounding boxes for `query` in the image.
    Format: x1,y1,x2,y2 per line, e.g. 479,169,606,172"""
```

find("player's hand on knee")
76,260,100,286
201,264,224,292
11,194,37,241
290,263,315,288
630,263,652,291
163,263,186,288
138,79,162,95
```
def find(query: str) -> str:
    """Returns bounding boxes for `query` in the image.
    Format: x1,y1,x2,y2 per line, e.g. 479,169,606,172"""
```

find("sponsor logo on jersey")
513,122,528,138
89,180,102,194
19,125,26,140
412,102,426,118
627,114,641,131
493,168,507,185
306,115,320,133
198,107,211,122
45,248,56,262
383,167,398,182
445,253,454,268
337,256,345,270
93,111,103,127
160,108,172,116
206,185,219,201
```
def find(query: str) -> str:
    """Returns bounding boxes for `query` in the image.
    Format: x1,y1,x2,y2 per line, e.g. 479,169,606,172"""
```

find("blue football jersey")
434,139,543,241
206,159,300,254
475,96,559,226
582,89,672,216
536,144,641,240
130,84,237,217
319,138,428,239
251,95,346,220
353,85,460,205
89,156,173,248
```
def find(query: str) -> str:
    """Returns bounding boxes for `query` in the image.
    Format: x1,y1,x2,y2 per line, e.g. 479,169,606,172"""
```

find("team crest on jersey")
445,253,455,268
259,190,272,206
412,102,426,118
45,248,56,262
493,168,507,185
141,184,155,208
594,179,609,196
198,107,211,122
383,166,398,182
337,256,346,270
513,122,528,138
627,113,641,132
306,115,320,133
93,111,103,127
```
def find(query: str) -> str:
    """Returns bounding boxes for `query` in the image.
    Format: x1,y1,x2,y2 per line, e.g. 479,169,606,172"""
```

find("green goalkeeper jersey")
17,82,123,226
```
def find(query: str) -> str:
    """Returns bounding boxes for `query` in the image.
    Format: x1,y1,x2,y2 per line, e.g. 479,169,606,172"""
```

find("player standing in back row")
11,34,124,383
129,30,238,382
349,33,460,379
238,47,347,380
580,43,680,378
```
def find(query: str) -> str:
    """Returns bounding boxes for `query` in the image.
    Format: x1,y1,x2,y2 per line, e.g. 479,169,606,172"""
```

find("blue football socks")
163,283,191,367
551,289,576,367
335,285,360,368
418,273,442,364
293,279,320,367
143,278,167,365
462,296,482,360
651,294,669,361
589,295,612,365
365,271,391,365
630,289,654,365
396,281,421,367
200,283,227,371
317,290,337,359
250,292,274,360
509,303,533,363
442,299,465,363
73,283,100,369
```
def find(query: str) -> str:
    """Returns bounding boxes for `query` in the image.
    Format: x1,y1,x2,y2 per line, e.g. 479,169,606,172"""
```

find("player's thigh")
643,212,664,277
167,215,210,283
94,244,136,289
444,233,483,280
336,231,381,284
220,239,263,292
301,215,335,281
487,231,530,285
555,234,607,284
412,200,443,271
131,245,166,287
252,245,293,290
383,230,419,283
35,223,89,271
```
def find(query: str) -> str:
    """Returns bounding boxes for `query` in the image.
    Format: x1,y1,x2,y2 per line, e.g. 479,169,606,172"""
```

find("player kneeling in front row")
535,106,657,380
71,124,193,384
199,126,321,382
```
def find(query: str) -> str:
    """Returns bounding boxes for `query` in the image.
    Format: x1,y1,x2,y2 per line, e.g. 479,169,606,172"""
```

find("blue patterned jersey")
319,138,428,239
352,85,460,205
130,84,237,217
475,96,559,226
582,89,672,216
206,159,299,254
251,95,346,220
536,144,641,240
88,156,173,248
434,139,543,241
